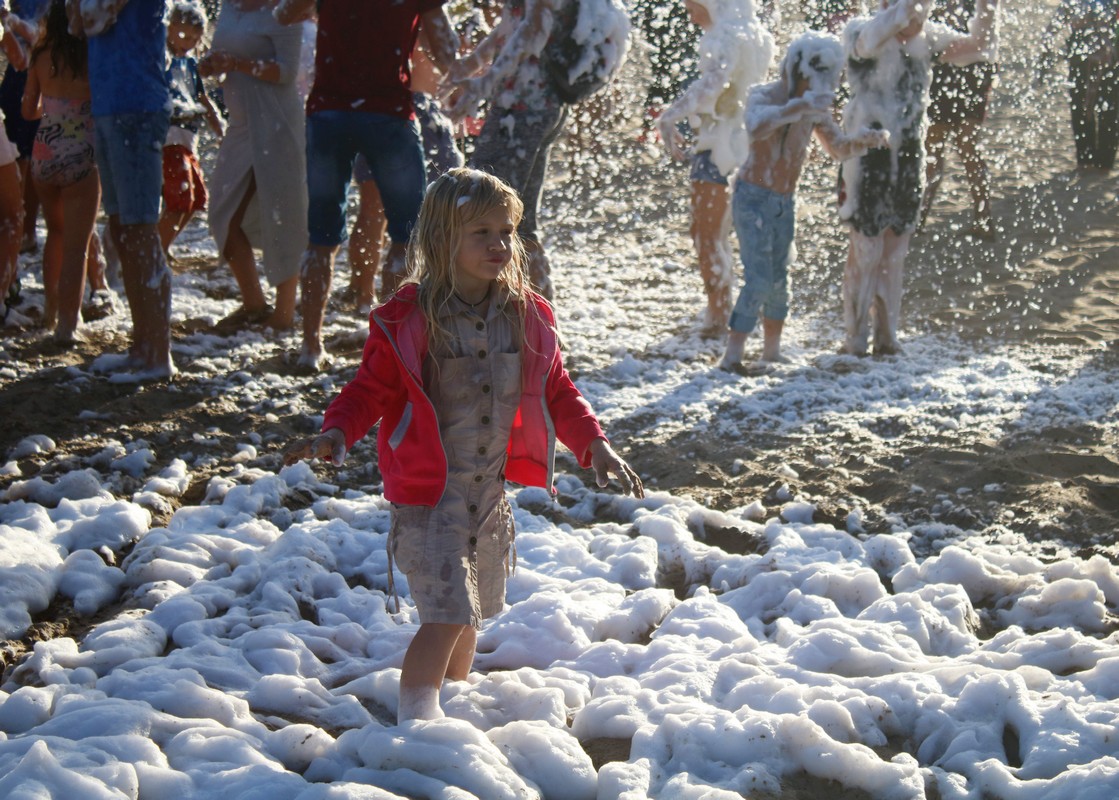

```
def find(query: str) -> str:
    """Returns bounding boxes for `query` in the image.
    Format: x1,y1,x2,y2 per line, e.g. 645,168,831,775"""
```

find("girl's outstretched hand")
589,438,645,498
283,427,347,467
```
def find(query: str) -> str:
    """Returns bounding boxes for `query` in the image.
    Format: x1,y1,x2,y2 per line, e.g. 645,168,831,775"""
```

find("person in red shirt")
274,0,459,371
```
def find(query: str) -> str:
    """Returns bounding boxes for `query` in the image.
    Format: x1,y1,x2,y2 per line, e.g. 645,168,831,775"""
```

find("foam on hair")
169,0,209,30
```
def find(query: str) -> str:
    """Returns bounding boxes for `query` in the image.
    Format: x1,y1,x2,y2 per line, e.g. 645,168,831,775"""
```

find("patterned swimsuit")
31,95,95,187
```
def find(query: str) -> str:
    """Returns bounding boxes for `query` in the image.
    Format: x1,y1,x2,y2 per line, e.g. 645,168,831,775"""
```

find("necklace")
454,285,492,309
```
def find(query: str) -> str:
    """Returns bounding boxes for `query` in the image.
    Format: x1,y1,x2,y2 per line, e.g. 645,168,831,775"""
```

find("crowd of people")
0,0,1114,378
0,0,1113,726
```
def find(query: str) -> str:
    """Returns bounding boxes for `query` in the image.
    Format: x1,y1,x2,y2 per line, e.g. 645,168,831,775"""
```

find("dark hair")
31,0,87,80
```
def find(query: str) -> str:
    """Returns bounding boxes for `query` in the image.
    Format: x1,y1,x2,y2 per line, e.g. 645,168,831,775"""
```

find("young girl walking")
284,168,643,723
21,0,99,344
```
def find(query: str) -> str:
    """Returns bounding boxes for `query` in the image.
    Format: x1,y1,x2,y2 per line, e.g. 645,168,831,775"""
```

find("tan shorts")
390,499,515,629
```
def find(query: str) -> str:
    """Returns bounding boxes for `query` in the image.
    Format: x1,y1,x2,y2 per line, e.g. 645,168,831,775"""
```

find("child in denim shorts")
720,32,888,371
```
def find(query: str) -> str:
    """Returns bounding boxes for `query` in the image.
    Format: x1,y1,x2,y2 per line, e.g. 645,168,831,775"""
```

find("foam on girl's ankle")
397,685,445,724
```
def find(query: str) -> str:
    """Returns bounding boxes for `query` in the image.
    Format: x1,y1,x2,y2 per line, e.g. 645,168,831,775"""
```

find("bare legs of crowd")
843,228,908,358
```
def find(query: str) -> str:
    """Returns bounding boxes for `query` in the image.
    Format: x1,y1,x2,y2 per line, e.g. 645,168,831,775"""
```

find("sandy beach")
0,1,1117,796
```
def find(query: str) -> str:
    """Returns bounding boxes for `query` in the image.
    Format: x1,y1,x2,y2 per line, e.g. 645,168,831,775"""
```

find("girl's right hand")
282,428,347,466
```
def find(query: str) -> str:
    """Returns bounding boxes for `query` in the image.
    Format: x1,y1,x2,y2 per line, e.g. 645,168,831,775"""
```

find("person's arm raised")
938,0,999,66
420,6,460,75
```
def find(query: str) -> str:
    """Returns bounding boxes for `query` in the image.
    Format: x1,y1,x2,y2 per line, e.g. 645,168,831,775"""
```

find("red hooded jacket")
321,285,606,506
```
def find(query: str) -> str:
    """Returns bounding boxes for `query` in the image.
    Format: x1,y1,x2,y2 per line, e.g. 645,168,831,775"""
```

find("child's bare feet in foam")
107,362,176,384
51,326,87,348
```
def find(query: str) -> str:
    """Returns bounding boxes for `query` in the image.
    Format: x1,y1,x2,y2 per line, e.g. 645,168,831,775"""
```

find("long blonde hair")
404,168,534,352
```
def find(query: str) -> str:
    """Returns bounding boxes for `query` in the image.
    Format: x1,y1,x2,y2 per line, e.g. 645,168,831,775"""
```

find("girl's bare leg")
36,181,63,329
398,622,472,723
158,208,193,256
690,179,733,328
18,160,37,251
54,171,101,342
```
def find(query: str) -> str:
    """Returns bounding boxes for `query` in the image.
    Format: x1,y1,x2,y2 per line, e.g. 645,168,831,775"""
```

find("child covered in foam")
657,0,773,330
837,0,998,356
721,31,889,371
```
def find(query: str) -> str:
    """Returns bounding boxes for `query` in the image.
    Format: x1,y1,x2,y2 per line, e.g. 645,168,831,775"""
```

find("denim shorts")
353,93,463,185
729,181,796,334
307,110,425,247
690,149,728,186
94,111,168,225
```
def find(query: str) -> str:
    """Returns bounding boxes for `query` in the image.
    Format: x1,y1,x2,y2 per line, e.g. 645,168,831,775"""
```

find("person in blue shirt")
74,0,174,381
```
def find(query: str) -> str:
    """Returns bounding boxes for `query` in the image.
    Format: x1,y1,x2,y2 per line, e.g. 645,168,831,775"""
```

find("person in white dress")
202,0,308,331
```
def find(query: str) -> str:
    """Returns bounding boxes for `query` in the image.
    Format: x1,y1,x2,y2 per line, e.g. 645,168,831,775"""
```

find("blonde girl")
284,167,643,723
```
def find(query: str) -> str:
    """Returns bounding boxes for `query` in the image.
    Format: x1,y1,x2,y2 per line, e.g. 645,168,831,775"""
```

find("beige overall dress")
389,293,522,628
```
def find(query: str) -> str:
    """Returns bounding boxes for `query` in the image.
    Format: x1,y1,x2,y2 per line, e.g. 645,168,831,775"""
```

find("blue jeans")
353,93,464,185
729,181,796,334
306,110,425,247
94,111,168,225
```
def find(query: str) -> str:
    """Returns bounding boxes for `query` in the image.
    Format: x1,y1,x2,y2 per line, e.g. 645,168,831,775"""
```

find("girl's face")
454,204,515,297
168,20,204,57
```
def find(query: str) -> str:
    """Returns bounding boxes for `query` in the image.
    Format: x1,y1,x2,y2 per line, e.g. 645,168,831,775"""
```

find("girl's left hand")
589,438,645,498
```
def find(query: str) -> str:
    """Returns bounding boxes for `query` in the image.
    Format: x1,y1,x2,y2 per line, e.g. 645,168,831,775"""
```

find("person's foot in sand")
721,318,786,369
963,218,996,241
285,345,330,376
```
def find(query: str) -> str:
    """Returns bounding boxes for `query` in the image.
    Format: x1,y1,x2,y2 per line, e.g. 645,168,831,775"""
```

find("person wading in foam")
836,0,998,356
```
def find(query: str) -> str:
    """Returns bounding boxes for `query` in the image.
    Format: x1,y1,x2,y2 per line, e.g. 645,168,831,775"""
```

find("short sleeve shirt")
87,0,170,117
306,0,445,118
167,56,205,131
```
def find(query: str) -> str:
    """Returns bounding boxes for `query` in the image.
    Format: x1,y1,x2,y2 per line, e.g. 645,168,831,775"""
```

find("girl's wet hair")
169,0,209,30
32,0,87,80
406,168,534,350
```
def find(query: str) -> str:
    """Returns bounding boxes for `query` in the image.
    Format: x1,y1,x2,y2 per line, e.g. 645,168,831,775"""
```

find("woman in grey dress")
202,0,307,330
